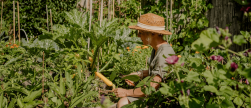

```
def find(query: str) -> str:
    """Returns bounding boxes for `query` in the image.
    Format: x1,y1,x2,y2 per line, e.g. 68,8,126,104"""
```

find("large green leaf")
240,31,250,40
60,74,66,95
203,85,219,95
203,70,214,84
192,28,220,52
233,35,247,46
7,98,16,108
238,67,251,82
22,89,42,102
69,91,98,108
121,75,140,82
185,71,200,82
4,55,23,66
233,97,243,106
159,83,173,96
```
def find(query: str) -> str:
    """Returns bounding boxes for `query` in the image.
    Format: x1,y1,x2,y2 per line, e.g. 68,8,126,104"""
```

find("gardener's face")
138,31,152,45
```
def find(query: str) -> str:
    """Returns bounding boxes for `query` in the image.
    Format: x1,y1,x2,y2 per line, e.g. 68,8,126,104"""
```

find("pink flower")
210,55,218,60
100,94,105,104
181,80,184,83
165,55,179,65
246,79,249,85
230,62,238,72
216,26,221,34
217,55,224,62
225,36,229,40
181,62,185,66
187,89,190,96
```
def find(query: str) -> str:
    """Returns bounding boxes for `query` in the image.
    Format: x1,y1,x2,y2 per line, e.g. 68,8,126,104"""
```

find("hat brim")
128,25,172,35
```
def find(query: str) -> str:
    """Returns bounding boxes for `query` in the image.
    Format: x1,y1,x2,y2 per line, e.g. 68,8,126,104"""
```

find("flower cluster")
6,43,19,49
165,55,179,65
210,55,224,62
243,49,251,57
230,62,238,72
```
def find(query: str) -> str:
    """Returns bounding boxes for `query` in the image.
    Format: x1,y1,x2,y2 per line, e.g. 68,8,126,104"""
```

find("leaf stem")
218,45,242,57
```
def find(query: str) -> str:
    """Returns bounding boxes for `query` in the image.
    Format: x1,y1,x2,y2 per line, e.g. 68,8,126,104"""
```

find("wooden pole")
98,0,100,21
170,0,172,43
118,0,120,22
50,9,53,33
113,0,114,19
166,0,169,41
13,1,15,44
42,51,45,104
100,0,103,26
170,0,172,31
86,0,89,11
108,0,111,20
17,2,20,44
46,5,49,32
1,1,3,32
88,0,92,51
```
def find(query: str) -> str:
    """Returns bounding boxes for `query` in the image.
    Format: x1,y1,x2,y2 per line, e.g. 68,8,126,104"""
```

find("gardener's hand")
121,75,135,86
125,79,135,86
114,88,128,98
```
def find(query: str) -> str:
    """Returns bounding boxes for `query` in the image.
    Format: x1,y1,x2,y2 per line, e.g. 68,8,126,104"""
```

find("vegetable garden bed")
0,0,251,108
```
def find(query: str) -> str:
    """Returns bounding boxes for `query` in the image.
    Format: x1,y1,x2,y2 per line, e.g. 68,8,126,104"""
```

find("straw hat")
128,13,172,35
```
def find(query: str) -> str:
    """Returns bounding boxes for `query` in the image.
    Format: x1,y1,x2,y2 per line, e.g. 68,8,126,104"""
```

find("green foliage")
2,0,78,36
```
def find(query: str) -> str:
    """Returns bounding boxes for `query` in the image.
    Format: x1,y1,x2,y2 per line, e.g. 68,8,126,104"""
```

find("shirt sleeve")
150,52,169,79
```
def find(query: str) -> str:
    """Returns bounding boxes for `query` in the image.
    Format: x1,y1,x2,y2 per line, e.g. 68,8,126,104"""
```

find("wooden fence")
206,0,251,52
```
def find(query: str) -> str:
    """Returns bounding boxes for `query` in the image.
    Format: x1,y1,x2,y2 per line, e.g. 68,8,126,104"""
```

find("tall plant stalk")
169,0,172,43
17,2,20,44
46,5,49,32
1,1,3,32
166,0,169,41
42,51,45,104
100,0,103,26
113,0,114,19
13,1,15,44
50,9,53,33
108,0,111,20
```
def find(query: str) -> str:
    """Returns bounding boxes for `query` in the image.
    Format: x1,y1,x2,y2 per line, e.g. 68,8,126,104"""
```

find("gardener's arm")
123,70,149,78
114,75,162,98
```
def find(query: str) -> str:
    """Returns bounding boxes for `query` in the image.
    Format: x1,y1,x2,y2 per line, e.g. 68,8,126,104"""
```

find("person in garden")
114,13,175,108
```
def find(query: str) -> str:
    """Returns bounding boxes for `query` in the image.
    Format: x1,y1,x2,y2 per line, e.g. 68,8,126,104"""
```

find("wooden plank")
13,1,15,44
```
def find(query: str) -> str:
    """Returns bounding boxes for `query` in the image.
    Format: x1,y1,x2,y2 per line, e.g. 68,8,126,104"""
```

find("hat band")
137,22,165,30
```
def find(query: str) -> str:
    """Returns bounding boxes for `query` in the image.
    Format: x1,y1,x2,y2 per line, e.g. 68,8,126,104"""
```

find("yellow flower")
126,47,130,50
89,57,93,62
142,46,149,49
195,51,200,54
177,55,181,58
135,46,141,48
72,74,76,79
134,49,138,52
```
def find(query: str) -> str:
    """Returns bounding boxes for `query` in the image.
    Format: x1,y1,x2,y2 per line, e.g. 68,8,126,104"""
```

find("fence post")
46,5,49,32
50,9,53,33
17,2,20,44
